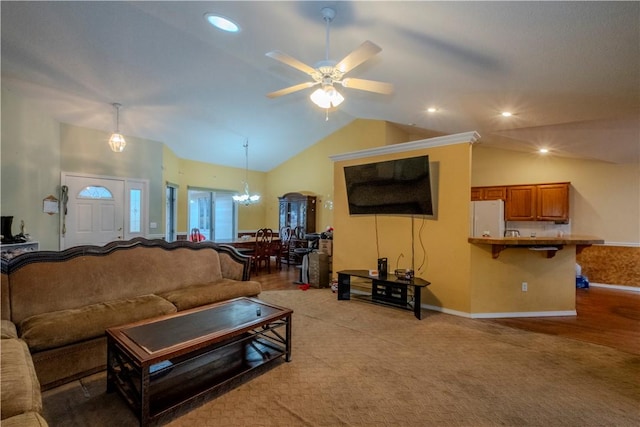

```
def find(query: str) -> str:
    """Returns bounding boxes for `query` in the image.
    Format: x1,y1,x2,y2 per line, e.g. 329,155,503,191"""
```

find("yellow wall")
265,119,391,232
472,144,639,292
171,158,267,234
333,141,474,313
472,145,639,243
470,245,576,314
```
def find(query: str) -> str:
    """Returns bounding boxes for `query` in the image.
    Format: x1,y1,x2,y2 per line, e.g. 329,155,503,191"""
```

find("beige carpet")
43,289,640,426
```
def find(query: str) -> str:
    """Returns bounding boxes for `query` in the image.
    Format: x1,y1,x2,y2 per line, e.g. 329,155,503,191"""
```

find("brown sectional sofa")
0,238,261,425
1,320,48,426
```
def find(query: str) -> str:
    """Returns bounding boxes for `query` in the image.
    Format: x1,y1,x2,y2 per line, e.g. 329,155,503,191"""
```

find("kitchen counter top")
468,235,604,259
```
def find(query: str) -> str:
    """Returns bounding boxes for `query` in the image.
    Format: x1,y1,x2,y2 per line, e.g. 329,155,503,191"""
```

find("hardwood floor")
488,286,640,355
253,266,640,355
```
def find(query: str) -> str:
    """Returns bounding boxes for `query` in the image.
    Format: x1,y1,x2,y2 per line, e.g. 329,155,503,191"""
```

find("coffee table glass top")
122,298,282,354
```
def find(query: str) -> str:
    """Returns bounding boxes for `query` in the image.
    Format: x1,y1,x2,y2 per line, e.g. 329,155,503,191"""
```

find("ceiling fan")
266,7,393,109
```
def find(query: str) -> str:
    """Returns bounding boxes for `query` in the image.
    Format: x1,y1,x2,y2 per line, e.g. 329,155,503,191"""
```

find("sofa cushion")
158,279,261,311
0,412,48,427
1,319,18,339
1,339,42,420
19,294,177,352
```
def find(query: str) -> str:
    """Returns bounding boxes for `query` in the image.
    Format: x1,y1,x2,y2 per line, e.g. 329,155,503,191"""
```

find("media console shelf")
337,270,431,320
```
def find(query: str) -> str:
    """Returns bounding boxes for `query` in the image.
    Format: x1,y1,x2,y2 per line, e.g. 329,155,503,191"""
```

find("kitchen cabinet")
471,186,506,201
474,182,570,223
278,192,316,234
537,183,569,222
505,183,570,223
506,185,537,221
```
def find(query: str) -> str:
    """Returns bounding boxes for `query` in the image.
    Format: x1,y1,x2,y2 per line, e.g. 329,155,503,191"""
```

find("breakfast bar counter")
468,235,604,259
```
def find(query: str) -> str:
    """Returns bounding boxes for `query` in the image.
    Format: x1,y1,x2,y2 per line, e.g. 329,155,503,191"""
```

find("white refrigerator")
470,200,505,238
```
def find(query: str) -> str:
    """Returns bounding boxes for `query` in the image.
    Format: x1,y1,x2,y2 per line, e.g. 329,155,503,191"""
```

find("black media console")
337,270,431,320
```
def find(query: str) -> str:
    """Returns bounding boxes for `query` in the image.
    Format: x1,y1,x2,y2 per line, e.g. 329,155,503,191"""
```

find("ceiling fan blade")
341,78,394,95
266,51,317,76
266,82,318,99
335,41,382,74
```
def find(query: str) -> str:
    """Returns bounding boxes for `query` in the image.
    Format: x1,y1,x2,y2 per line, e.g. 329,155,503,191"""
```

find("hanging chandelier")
108,103,126,152
232,139,260,205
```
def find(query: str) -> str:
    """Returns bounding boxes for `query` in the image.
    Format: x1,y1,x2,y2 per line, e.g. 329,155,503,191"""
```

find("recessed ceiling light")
539,148,549,154
501,111,513,117
205,13,240,33
427,107,438,113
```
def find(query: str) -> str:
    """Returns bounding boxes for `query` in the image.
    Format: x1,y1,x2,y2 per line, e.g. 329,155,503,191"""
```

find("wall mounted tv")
344,155,434,216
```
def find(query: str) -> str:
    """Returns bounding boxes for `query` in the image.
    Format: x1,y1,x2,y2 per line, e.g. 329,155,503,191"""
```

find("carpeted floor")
43,289,640,426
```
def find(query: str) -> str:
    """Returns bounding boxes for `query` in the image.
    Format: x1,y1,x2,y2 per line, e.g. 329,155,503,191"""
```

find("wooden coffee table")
106,297,292,426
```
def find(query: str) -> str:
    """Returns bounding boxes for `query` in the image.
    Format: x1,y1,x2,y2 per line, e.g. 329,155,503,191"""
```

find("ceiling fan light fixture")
310,86,344,109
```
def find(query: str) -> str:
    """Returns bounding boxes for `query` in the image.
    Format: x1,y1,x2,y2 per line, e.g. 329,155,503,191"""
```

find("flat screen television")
344,155,434,216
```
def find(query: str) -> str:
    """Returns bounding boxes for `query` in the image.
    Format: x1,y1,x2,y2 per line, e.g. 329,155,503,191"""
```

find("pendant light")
109,103,126,152
232,139,260,205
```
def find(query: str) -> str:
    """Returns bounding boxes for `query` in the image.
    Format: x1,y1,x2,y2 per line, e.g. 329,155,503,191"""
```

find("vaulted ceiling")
2,1,638,171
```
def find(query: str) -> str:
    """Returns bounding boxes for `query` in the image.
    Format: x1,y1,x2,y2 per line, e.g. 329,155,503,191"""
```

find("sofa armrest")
1,319,18,339
2,273,10,321
215,245,252,280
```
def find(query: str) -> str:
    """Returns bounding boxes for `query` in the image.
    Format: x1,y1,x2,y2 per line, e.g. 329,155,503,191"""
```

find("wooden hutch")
278,193,317,266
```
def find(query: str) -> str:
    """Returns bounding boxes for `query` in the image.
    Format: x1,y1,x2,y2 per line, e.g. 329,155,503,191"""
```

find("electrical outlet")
522,282,528,292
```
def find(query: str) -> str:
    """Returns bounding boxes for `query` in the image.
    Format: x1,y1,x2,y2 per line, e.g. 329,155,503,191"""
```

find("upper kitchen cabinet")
505,182,570,223
506,185,537,221
470,186,506,201
537,183,569,222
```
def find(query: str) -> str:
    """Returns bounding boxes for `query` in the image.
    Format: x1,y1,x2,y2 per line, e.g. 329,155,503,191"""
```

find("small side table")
1,241,39,259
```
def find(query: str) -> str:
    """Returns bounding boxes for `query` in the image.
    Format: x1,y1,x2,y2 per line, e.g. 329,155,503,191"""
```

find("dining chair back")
190,228,204,242
275,226,292,269
253,228,273,274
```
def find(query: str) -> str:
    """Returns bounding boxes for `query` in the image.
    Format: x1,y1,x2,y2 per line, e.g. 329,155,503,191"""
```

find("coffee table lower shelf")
108,332,286,426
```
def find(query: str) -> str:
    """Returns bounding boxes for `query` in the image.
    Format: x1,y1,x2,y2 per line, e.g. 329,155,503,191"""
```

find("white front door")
61,175,125,249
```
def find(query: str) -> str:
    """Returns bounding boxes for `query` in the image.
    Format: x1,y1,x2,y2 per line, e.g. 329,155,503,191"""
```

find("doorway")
166,184,178,241
60,173,148,249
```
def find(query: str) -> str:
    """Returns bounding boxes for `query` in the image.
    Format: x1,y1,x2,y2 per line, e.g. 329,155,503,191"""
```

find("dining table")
214,236,280,249
213,237,282,265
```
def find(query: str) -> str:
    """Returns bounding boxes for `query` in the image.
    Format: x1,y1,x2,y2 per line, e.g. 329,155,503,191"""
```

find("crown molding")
329,131,481,162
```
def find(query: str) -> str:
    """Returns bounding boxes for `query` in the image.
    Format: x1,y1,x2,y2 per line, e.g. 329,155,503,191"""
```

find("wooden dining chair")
252,228,273,274
273,226,292,269
189,228,204,242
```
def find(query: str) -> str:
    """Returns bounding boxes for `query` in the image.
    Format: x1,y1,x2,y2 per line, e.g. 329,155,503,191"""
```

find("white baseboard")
468,310,576,319
422,303,576,319
589,282,640,292
422,304,473,318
